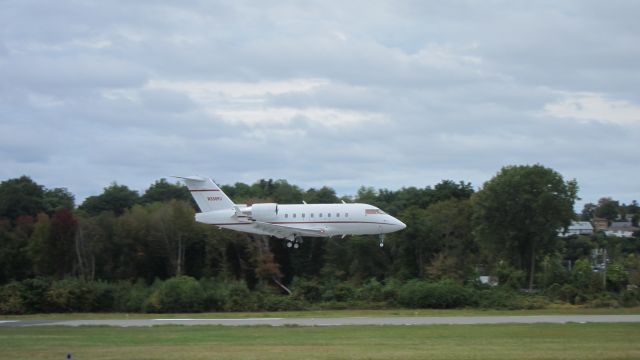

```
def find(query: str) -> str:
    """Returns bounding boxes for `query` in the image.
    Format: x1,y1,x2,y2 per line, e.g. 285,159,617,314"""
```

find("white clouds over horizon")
0,1,638,207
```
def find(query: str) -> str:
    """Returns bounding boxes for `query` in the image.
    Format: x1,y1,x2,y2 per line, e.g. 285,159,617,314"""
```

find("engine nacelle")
250,203,278,221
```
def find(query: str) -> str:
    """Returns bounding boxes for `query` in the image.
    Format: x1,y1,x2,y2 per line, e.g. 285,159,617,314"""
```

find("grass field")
1,323,639,360
3,306,640,320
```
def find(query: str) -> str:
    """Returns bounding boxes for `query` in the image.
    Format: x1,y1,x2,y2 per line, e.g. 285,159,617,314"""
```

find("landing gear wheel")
287,235,303,249
379,234,385,248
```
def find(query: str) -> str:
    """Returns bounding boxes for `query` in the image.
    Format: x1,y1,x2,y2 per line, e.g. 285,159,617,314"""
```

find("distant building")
559,221,594,237
604,220,638,238
592,218,609,232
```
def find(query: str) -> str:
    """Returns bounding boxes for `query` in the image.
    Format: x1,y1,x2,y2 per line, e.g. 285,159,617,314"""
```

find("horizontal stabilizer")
172,175,207,182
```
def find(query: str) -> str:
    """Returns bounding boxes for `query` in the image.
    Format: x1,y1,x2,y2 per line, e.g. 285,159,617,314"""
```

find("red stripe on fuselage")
209,221,393,226
271,221,392,226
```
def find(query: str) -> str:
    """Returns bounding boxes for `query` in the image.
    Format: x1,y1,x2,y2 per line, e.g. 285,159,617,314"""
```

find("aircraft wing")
252,221,326,238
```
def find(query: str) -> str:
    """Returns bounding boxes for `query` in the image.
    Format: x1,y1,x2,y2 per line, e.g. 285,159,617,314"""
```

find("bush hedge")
1,276,637,314
397,279,474,308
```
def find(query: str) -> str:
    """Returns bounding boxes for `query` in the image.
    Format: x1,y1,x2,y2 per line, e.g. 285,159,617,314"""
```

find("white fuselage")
195,203,406,238
177,176,405,244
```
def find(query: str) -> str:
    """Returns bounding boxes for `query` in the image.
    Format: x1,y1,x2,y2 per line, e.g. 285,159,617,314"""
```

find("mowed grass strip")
1,323,639,360
3,306,640,320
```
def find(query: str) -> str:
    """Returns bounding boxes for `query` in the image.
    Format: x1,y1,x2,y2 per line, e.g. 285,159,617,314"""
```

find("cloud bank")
1,1,638,207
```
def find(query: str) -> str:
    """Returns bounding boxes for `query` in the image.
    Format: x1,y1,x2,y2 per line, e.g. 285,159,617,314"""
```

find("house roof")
609,221,638,231
568,221,593,231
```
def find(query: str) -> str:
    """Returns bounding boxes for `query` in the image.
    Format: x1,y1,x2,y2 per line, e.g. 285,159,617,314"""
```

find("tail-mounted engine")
247,203,279,221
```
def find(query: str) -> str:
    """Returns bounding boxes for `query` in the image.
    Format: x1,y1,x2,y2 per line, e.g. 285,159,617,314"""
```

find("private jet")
177,176,406,248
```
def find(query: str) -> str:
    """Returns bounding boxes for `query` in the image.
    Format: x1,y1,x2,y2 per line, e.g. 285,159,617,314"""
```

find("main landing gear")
379,234,385,248
286,235,303,249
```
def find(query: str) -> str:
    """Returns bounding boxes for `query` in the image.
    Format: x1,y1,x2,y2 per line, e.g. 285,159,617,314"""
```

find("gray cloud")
1,0,638,208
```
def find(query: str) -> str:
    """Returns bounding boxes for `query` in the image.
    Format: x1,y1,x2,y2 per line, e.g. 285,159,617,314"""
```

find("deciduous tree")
472,164,578,290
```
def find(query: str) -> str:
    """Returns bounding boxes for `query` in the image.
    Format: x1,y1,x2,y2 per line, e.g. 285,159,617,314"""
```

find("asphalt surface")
2,315,640,327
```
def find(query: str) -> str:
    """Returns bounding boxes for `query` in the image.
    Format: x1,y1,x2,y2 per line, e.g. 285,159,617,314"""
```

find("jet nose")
394,218,406,230
399,220,406,230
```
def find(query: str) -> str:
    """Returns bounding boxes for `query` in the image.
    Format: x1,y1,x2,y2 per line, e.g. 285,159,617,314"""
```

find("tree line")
1,165,639,314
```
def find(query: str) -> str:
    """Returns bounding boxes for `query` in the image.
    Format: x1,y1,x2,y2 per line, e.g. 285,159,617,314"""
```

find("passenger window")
285,214,288,218
336,213,340,218
302,213,305,218
310,213,314,218
345,213,348,218
293,214,296,218
327,213,331,218
319,213,323,218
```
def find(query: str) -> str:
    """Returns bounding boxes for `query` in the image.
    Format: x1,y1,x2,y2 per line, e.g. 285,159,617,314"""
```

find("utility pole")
602,248,607,289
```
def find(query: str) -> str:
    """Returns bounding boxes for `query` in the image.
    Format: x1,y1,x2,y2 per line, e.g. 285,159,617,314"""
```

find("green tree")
423,199,476,282
304,186,339,204
473,164,578,290
270,180,304,204
43,188,75,214
431,180,474,203
355,186,379,206
595,197,619,222
48,209,78,278
148,201,199,276
580,203,597,221
0,218,33,283
141,179,192,205
79,183,140,216
391,207,430,278
0,176,45,220
27,214,51,276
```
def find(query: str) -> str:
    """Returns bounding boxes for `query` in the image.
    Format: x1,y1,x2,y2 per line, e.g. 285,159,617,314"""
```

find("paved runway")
2,315,640,327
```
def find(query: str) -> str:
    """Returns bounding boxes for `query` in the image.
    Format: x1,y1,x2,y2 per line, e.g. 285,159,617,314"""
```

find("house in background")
592,217,609,232
604,220,639,238
559,221,594,237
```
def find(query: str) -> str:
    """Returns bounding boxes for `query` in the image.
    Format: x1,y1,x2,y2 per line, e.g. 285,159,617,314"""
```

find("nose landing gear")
379,234,385,248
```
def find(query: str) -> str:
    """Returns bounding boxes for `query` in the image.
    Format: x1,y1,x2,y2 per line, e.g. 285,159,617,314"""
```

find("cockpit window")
365,208,385,215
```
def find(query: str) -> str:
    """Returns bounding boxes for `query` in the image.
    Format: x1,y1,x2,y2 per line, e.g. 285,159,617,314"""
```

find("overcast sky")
1,1,638,208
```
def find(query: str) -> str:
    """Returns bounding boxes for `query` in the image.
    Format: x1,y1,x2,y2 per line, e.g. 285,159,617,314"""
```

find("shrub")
321,281,357,302
620,290,639,307
224,282,257,312
46,278,107,312
397,280,474,309
0,282,25,314
90,281,116,312
146,276,205,313
382,278,401,303
113,280,153,312
495,261,526,289
517,295,549,310
19,277,51,313
356,279,385,302
332,283,356,302
199,280,225,312
586,293,620,308
476,289,518,309
558,284,579,304
476,289,549,310
291,278,322,302
259,294,305,311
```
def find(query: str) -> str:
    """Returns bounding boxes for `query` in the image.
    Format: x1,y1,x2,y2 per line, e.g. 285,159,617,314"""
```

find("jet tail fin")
174,176,235,213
